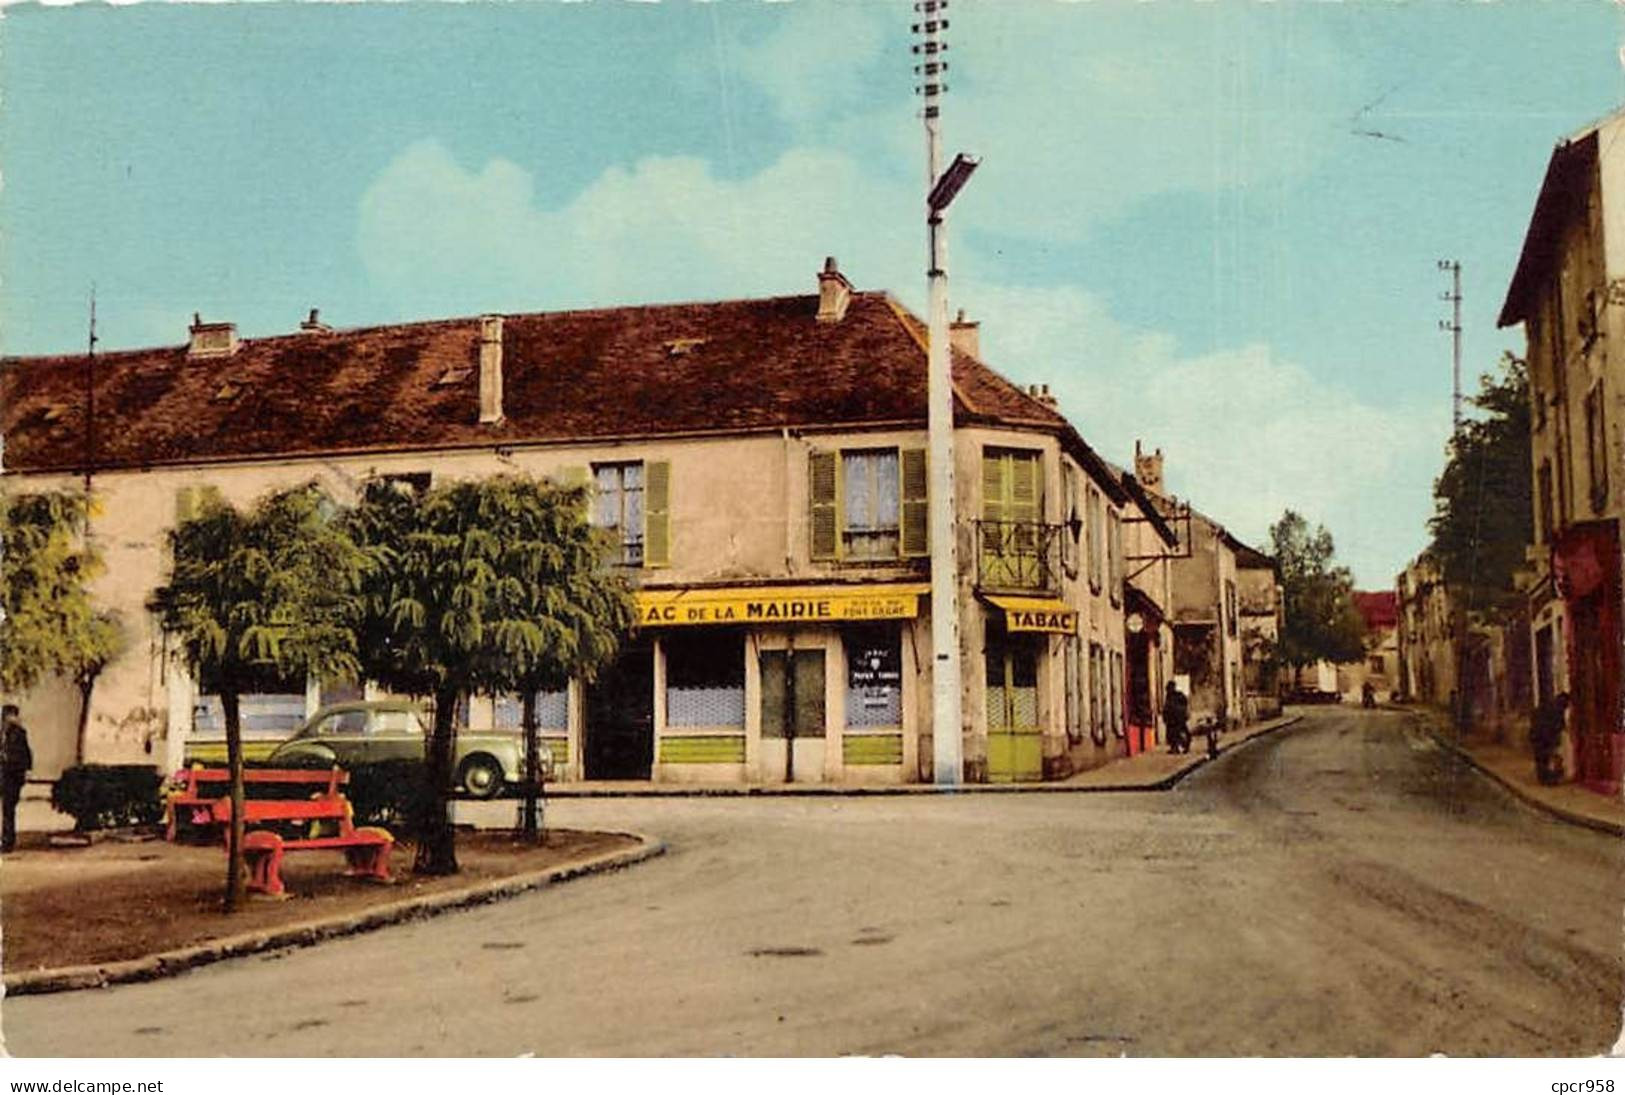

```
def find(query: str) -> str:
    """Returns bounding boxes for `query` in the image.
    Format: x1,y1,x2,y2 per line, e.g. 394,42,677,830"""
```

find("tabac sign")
637,584,929,627
987,595,1079,634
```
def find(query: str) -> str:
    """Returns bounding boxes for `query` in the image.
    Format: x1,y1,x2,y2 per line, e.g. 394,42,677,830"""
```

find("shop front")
1553,520,1623,794
602,584,927,784
982,595,1077,782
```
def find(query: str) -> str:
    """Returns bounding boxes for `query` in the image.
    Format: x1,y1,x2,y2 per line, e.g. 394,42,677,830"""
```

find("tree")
1,490,125,758
1428,354,1532,623
347,474,634,873
151,484,366,911
1269,510,1366,680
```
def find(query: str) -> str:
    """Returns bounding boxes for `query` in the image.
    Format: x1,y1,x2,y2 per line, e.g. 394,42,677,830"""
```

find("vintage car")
266,700,534,798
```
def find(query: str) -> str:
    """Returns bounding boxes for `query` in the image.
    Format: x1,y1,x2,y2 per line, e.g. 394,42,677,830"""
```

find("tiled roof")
1,290,1069,473
1354,590,1399,630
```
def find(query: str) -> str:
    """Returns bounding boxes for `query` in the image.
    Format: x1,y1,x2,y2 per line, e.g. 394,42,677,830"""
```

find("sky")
3,0,1623,588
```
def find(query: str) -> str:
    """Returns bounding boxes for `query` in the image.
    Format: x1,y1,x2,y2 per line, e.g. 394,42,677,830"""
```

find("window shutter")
644,460,671,567
1010,454,1039,526
900,448,929,557
981,451,1007,523
809,451,839,560
554,466,590,518
175,487,198,524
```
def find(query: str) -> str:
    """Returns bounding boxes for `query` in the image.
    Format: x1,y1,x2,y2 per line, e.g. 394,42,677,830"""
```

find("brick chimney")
1024,383,1058,410
299,308,333,334
187,314,238,358
478,315,504,425
816,256,852,323
1134,440,1165,496
950,309,980,358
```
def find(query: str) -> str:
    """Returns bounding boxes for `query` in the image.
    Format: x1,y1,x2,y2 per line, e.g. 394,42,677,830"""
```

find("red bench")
164,765,350,841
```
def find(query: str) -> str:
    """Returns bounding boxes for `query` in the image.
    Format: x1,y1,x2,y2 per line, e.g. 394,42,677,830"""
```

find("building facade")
2,262,1176,786
1499,107,1625,794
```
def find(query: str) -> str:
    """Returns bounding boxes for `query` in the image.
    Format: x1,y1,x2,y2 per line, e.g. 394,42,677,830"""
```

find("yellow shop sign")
987,595,1078,634
637,584,928,627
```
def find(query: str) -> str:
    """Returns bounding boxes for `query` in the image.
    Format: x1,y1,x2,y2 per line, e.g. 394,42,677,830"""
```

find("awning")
637,584,929,628
986,595,1078,634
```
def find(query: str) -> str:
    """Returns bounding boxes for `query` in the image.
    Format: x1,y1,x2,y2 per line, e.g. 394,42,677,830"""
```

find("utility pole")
1438,259,1462,437
915,1,977,786
83,287,98,509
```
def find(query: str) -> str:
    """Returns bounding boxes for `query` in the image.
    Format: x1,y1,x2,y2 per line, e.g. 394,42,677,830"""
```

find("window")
493,690,569,731
1087,487,1105,593
845,626,902,728
665,631,745,728
761,649,826,738
594,462,644,566
1538,459,1554,544
1108,509,1123,605
1586,381,1609,513
981,448,1045,587
1369,656,1385,675
842,449,901,560
809,448,927,561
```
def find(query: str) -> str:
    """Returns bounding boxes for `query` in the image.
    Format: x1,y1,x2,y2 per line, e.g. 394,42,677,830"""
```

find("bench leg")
243,832,287,897
344,828,394,883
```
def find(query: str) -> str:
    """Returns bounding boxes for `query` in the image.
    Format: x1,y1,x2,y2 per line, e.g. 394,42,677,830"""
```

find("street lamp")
916,2,978,786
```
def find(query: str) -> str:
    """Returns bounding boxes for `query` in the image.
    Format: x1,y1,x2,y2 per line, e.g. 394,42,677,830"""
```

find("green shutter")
900,448,929,557
645,460,671,567
809,451,839,560
555,466,589,518
1010,453,1040,525
981,451,1007,523
175,486,198,524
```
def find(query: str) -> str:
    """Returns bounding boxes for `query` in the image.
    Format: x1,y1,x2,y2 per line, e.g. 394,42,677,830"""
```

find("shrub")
344,759,436,842
51,765,165,832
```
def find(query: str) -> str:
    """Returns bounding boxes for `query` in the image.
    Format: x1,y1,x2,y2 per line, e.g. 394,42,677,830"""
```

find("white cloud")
960,280,1441,585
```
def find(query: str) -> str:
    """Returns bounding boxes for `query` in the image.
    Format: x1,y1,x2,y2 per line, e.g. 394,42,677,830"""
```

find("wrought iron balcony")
975,519,1064,593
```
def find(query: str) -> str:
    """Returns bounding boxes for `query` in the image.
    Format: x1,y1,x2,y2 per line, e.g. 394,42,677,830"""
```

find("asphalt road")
4,707,1622,1056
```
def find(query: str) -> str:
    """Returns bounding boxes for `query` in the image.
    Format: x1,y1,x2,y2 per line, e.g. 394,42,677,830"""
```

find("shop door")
986,623,1042,782
585,638,654,780
760,649,826,782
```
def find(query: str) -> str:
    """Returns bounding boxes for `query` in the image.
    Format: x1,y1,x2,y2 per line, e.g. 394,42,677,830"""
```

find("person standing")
1163,681,1190,755
1,704,34,853
1530,693,1569,787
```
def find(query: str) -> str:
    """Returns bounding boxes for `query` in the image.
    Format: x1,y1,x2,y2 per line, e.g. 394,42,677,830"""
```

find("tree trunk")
74,672,96,766
221,689,247,913
415,688,460,875
518,690,542,845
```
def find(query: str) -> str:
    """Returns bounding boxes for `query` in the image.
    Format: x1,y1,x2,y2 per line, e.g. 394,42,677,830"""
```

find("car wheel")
458,755,504,800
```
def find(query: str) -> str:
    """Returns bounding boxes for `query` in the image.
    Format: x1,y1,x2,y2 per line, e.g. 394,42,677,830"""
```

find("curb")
2,832,666,998
537,715,1306,798
1418,720,1625,837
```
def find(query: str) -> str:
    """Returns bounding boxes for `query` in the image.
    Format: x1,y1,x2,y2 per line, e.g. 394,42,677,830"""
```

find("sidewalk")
1412,709,1625,836
12,713,1305,835
540,712,1302,798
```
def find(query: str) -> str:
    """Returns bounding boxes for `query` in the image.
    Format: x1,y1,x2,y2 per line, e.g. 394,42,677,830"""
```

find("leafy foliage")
1428,354,1532,622
50,764,164,832
346,475,635,871
150,483,368,910
1268,510,1366,670
0,491,124,722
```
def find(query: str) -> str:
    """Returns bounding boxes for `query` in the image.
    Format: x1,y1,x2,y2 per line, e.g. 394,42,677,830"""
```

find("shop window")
845,626,903,728
665,631,745,728
493,690,569,731
761,649,826,738
985,619,1038,730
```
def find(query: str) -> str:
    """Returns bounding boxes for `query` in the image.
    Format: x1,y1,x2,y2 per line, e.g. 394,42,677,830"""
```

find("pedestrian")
1163,681,1190,754
1,704,33,853
1530,692,1569,787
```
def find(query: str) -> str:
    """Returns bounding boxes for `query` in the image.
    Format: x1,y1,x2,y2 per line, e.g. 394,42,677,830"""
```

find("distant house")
3,259,1175,786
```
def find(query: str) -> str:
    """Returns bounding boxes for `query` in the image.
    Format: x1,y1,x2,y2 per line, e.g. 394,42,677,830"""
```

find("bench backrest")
209,793,358,837
175,766,349,798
